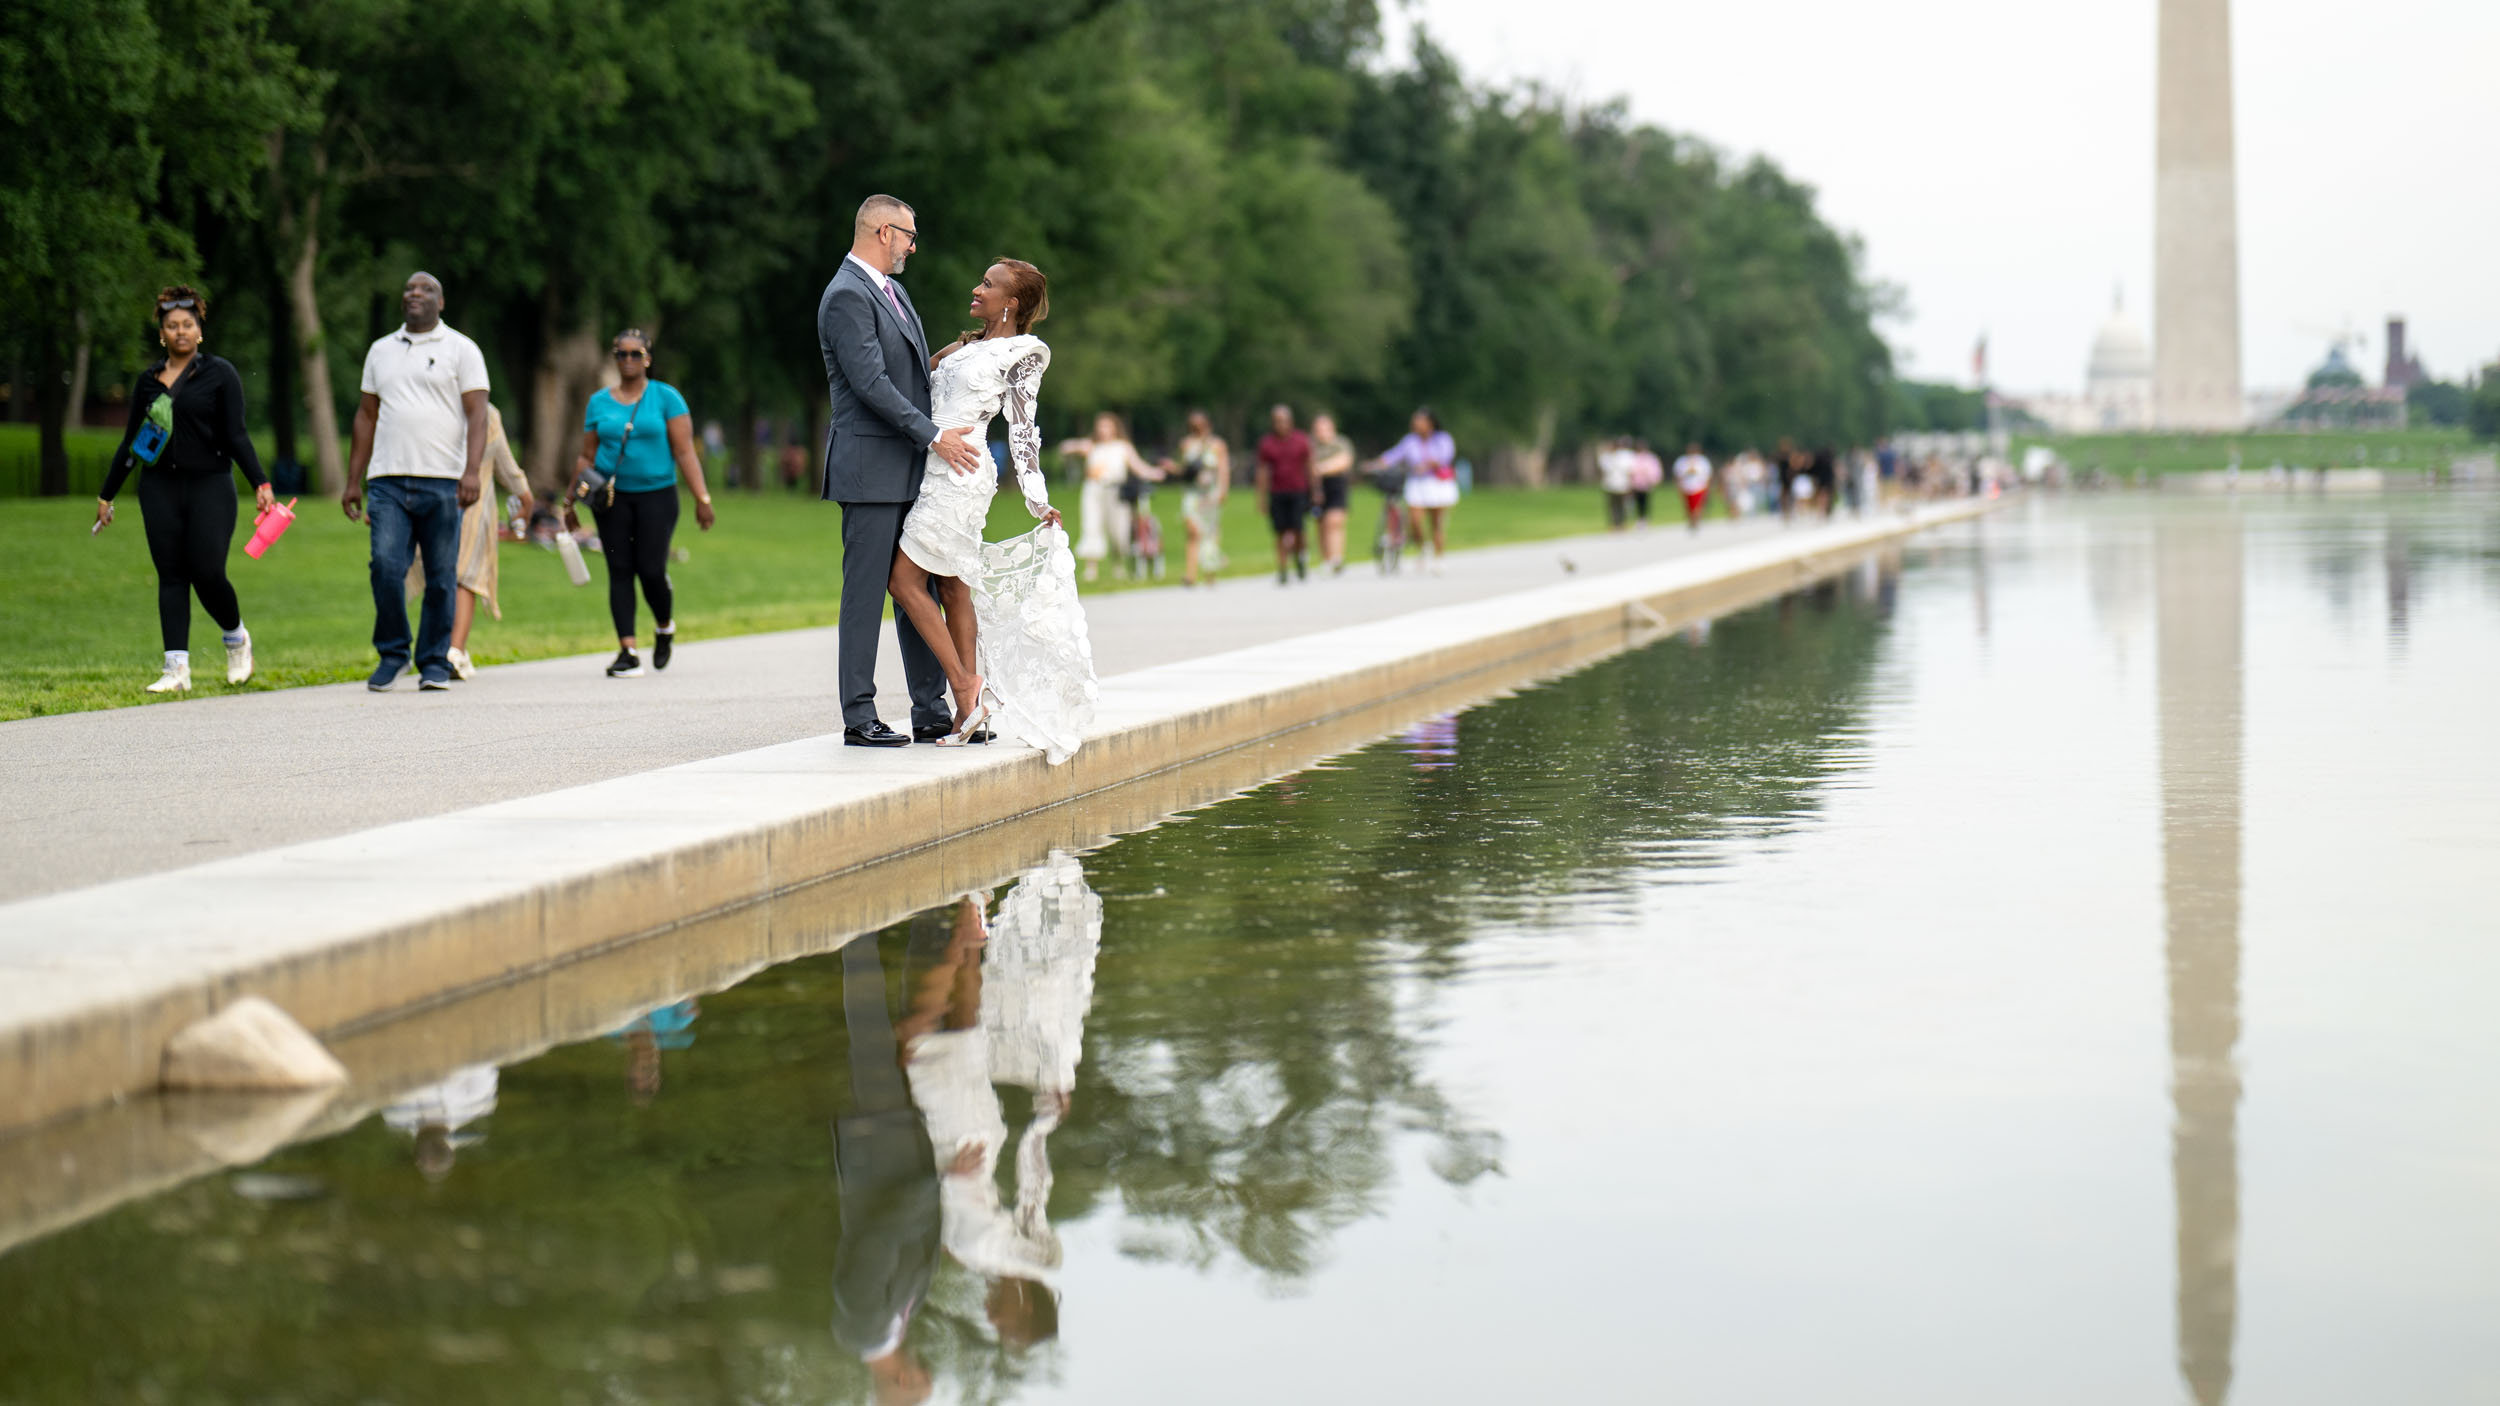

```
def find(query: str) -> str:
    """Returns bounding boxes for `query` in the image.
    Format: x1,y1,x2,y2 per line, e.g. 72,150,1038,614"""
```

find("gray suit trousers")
838,501,950,730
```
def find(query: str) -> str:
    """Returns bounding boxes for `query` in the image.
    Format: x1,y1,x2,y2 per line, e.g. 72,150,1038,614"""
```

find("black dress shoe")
914,722,994,744
843,721,913,747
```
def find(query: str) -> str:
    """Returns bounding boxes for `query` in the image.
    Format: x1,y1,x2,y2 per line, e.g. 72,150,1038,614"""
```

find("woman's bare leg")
452,590,478,651
939,576,977,686
1183,518,1202,586
1427,507,1450,556
889,553,975,707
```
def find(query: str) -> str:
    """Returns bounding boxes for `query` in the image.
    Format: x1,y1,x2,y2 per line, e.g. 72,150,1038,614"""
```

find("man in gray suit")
818,194,988,747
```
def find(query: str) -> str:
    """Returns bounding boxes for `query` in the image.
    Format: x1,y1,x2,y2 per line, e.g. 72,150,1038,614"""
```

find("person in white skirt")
1373,407,1458,571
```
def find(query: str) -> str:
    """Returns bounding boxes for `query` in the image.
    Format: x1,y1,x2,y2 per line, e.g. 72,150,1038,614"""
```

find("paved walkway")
0,517,1799,902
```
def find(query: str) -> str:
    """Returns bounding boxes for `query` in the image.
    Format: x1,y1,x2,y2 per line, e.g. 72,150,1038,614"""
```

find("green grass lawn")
0,478,1623,721
2011,426,2478,477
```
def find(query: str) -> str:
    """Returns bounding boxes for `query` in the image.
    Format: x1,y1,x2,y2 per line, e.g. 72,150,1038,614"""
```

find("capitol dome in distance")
2085,291,2154,428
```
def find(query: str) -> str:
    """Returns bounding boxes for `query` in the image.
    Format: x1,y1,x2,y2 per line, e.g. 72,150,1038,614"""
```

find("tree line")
1,0,1900,497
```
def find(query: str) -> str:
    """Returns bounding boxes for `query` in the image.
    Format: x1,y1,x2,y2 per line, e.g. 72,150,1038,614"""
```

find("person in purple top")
1373,407,1457,573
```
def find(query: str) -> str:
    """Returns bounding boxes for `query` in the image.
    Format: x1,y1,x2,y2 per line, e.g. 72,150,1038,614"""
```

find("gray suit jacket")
817,258,938,504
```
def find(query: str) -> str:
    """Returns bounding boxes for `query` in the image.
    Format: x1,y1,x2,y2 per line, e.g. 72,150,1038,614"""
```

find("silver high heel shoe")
936,681,999,747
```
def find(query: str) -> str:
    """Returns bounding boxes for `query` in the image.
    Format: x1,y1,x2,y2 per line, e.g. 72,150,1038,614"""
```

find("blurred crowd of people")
1587,434,1997,534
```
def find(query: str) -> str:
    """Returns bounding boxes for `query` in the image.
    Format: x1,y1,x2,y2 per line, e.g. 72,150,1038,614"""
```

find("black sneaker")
607,649,644,678
652,630,673,671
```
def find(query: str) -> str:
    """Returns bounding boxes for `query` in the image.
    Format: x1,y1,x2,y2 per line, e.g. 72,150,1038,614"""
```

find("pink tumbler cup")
244,498,298,559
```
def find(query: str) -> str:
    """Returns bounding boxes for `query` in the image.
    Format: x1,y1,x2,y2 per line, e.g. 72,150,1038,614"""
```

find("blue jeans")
367,475,461,676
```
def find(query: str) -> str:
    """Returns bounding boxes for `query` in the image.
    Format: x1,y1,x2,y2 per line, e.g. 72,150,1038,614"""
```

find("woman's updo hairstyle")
156,284,207,327
614,326,653,354
994,258,1049,335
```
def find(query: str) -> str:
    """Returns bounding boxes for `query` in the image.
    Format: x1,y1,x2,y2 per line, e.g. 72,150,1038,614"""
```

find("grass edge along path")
1,480,1661,722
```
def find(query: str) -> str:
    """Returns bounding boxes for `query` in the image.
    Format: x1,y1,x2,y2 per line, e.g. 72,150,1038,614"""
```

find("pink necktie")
882,280,906,322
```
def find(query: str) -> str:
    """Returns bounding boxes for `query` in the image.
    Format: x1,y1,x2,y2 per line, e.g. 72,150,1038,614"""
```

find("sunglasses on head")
158,297,197,312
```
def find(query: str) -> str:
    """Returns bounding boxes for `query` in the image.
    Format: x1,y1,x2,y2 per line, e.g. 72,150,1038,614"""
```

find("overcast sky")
1388,0,2500,393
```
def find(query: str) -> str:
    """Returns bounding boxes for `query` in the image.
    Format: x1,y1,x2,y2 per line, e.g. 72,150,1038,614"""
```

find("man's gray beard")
890,252,908,276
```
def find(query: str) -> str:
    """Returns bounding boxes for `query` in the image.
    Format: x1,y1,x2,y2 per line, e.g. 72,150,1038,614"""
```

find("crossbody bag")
577,389,651,508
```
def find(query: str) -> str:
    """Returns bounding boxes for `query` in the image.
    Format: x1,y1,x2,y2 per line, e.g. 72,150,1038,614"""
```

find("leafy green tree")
0,0,312,494
2469,370,2500,442
2405,378,2467,428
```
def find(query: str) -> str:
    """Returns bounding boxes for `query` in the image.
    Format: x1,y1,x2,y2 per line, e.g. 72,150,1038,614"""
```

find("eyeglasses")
158,297,197,312
881,223,918,247
613,349,648,362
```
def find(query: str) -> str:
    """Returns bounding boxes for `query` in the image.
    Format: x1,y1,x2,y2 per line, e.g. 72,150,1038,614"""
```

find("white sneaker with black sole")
606,649,644,678
447,645,475,680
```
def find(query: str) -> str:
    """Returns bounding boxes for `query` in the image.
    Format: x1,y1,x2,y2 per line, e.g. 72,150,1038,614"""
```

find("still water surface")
4,495,2497,1404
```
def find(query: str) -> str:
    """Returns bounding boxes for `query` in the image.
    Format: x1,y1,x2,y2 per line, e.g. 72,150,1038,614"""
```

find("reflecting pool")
4,495,2498,1404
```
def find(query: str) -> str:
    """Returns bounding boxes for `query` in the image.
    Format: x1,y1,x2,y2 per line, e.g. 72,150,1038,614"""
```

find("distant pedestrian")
94,284,276,693
342,271,490,693
562,328,717,678
1597,436,1638,530
1672,443,1714,530
1629,440,1664,526
1309,412,1357,573
1811,446,1838,518
1066,413,1154,582
441,404,534,680
1724,449,1761,518
1254,404,1313,584
1376,408,1457,571
1174,410,1229,586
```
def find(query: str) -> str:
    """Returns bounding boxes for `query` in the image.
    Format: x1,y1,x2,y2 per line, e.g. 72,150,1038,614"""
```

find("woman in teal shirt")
564,328,716,677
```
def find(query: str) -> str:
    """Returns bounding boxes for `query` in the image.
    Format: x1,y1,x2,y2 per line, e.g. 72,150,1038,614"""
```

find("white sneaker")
225,635,253,685
146,660,191,693
447,645,475,681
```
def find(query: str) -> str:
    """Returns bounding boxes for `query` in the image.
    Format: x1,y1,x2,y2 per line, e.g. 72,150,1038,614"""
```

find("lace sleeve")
1005,344,1053,517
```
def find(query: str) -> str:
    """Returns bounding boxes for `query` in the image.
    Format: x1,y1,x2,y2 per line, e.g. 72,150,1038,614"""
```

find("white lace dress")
896,334,1098,763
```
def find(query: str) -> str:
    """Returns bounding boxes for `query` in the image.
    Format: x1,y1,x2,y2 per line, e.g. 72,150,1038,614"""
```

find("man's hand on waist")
933,427,984,475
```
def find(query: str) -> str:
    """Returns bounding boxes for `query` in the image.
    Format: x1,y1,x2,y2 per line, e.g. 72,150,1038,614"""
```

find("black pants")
136,470,241,651
591,487,677,639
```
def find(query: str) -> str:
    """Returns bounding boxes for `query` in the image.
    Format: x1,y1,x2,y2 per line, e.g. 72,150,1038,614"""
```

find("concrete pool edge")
0,499,1991,1137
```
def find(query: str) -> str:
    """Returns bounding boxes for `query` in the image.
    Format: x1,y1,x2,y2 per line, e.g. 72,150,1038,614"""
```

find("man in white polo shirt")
343,271,491,691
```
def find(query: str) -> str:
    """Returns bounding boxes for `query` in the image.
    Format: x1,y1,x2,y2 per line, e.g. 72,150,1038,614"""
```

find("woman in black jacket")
95,285,276,693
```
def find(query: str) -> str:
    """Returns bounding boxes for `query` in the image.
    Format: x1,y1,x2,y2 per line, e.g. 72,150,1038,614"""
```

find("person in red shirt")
1254,404,1314,585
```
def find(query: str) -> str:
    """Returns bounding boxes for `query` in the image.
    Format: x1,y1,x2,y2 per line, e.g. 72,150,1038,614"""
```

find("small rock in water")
231,1172,327,1202
162,996,348,1091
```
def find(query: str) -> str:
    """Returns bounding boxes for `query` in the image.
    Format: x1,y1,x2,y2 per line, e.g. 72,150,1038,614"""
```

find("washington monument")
2155,0,2244,428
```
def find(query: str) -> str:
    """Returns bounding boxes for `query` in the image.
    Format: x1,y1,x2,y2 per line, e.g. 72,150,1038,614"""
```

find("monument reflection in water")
2159,514,2242,1406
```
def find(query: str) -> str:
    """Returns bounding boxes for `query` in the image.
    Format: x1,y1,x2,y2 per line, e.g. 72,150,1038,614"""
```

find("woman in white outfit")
1067,413,1156,582
888,259,1099,761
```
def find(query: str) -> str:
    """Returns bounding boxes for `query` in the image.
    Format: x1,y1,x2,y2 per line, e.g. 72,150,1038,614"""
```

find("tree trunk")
265,255,298,480
735,395,758,490
526,287,605,496
34,324,68,497
64,311,90,432
271,134,344,494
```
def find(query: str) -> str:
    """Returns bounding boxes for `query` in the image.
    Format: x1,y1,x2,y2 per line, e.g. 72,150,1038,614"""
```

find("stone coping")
0,500,1991,1142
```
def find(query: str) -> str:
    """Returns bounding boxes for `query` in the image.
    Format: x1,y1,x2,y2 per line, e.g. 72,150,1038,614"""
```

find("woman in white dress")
1064,413,1158,582
888,259,1099,760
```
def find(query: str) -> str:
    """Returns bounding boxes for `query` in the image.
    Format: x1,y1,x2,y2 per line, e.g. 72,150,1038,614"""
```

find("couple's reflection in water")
833,852,1102,1403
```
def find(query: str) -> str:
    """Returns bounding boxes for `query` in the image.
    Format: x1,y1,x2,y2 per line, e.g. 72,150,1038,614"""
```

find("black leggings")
592,487,678,639
136,470,241,651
